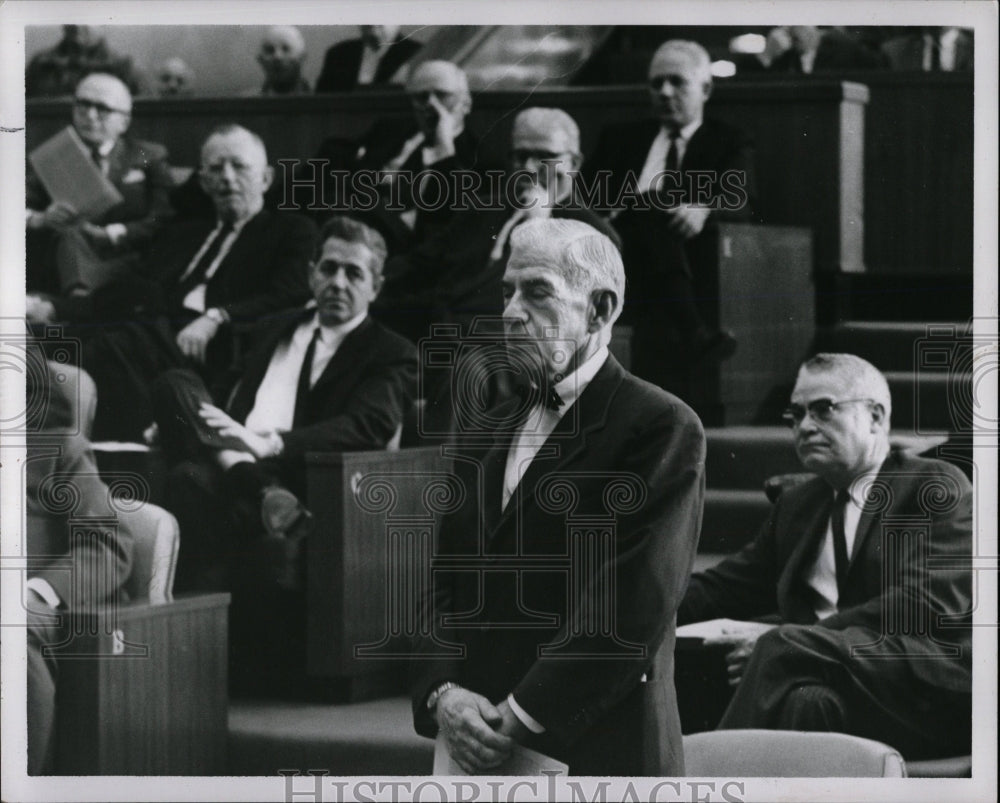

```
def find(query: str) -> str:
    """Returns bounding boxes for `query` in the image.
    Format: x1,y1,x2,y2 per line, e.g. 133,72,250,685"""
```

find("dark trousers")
719,624,972,760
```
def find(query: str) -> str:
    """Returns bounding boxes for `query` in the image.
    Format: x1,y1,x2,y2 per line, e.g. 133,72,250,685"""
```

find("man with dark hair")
678,353,972,760
81,124,317,441
26,71,173,315
411,218,705,775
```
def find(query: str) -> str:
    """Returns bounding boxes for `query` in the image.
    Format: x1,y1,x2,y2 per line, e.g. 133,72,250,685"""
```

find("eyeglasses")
73,98,129,117
510,148,569,163
782,398,874,427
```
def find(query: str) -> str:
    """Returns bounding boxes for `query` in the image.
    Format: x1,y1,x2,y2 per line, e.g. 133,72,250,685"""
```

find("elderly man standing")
81,124,317,442
411,218,705,775
254,25,311,95
678,354,972,760
307,59,481,247
588,40,756,383
26,71,173,316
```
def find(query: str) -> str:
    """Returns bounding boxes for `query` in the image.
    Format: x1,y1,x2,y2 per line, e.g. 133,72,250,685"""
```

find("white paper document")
433,732,568,776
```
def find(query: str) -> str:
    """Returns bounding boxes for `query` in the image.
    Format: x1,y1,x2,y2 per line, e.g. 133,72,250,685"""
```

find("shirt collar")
551,345,609,411
215,207,259,234
663,118,702,142
94,139,116,157
308,309,367,345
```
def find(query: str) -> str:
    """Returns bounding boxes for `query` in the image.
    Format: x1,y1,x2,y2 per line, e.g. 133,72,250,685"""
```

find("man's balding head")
257,25,307,91
406,60,471,138
72,72,132,147
509,108,582,204
198,125,273,223
647,40,713,131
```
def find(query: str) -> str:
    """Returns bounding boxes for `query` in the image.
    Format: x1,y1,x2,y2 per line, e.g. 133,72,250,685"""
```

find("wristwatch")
204,307,228,325
426,681,460,712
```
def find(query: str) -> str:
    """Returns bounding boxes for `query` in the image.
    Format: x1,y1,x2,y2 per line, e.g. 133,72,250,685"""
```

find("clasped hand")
434,687,529,774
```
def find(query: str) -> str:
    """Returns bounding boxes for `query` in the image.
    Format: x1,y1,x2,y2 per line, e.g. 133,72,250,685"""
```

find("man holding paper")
26,71,173,315
411,219,705,775
677,354,972,760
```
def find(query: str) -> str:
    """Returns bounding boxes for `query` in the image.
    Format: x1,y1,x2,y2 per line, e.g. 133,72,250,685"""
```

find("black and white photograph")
0,2,996,801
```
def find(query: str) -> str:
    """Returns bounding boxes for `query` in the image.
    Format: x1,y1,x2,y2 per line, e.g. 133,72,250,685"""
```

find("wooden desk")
53,593,229,775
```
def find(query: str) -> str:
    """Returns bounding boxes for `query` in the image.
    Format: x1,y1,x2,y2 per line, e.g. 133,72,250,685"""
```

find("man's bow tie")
512,379,564,412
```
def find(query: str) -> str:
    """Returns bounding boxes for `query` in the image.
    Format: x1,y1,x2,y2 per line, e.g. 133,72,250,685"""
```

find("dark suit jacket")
314,37,422,93
139,209,316,324
769,30,888,73
679,450,973,696
227,311,418,469
27,135,174,249
411,355,706,775
586,117,756,220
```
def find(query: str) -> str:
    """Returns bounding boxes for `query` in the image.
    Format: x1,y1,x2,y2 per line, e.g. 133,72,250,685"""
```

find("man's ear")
261,164,275,192
870,402,888,431
588,289,618,333
702,78,713,102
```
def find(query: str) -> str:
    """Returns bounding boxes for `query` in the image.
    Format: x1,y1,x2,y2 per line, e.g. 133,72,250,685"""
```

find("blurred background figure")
156,56,195,97
315,24,422,92
255,25,310,95
26,24,140,98
744,25,886,73
881,26,973,71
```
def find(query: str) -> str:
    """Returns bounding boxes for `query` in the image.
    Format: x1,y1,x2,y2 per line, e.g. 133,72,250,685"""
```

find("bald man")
255,25,310,95
305,60,482,248
26,72,173,319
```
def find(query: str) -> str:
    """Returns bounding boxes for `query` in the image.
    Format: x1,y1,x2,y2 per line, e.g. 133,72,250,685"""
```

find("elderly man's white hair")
651,39,713,80
512,107,581,155
508,219,625,320
200,124,269,165
799,353,893,426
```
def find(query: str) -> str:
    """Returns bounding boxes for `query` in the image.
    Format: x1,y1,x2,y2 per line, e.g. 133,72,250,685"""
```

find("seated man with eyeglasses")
677,353,972,760
26,72,174,319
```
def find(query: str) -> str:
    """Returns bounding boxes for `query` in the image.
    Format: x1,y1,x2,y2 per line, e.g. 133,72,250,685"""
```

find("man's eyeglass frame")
782,397,876,427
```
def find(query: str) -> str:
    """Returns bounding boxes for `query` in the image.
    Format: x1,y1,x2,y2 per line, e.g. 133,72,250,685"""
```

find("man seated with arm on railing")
677,353,972,761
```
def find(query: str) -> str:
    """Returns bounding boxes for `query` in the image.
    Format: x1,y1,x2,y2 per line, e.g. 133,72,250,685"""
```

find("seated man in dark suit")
304,60,481,248
678,353,972,760
26,25,139,98
314,25,422,92
81,124,317,442
252,26,311,95
148,215,417,691
587,40,756,387
755,26,887,73
26,72,173,318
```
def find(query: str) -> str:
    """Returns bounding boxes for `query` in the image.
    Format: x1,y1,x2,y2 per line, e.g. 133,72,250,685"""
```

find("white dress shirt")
806,479,866,620
636,118,703,195
179,217,252,313
243,310,367,434
357,40,391,85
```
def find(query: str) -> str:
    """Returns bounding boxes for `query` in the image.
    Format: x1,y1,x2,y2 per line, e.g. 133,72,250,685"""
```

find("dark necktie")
831,489,851,603
174,223,234,302
293,328,321,426
91,147,108,176
664,130,680,173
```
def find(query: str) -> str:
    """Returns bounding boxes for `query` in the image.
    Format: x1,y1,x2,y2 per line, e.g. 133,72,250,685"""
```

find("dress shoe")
260,486,313,590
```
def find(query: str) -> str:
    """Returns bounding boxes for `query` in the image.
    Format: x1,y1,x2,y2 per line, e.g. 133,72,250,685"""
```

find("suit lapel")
307,316,374,398
490,356,625,542
777,480,834,622
848,451,901,566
